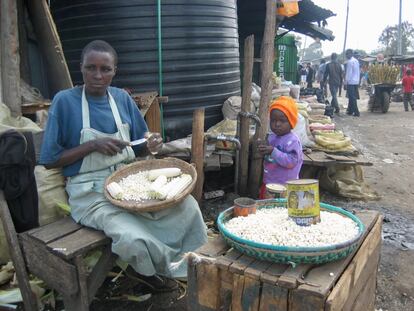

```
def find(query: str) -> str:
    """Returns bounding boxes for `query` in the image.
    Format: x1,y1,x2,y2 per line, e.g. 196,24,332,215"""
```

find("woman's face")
270,109,291,136
81,50,116,97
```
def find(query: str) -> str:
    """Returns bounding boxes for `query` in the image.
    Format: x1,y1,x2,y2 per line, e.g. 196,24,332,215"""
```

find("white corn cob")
150,175,168,192
148,168,182,181
155,174,192,200
107,182,124,200
166,174,192,199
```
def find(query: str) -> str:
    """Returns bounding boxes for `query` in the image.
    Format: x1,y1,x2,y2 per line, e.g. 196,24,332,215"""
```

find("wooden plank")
87,246,117,303
260,262,289,285
302,153,315,166
220,154,233,167
259,283,288,311
191,108,205,203
1,0,21,116
0,192,38,311
28,217,82,244
47,227,110,260
196,236,229,258
205,154,221,172
239,34,255,196
289,291,325,311
20,233,79,295
229,254,256,275
145,97,162,133
187,254,201,311
27,0,73,96
231,274,246,311
294,210,379,298
74,255,90,311
17,0,31,83
21,102,51,115
216,248,244,271
244,259,273,280
277,264,314,289
217,268,233,311
306,151,337,167
241,276,261,311
347,155,373,166
324,154,355,162
197,264,221,310
350,273,377,311
248,0,277,198
325,216,382,311
132,91,158,116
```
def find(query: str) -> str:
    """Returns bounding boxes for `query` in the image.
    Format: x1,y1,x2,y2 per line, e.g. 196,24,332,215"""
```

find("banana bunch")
315,135,351,150
312,130,344,140
368,64,400,84
308,115,332,125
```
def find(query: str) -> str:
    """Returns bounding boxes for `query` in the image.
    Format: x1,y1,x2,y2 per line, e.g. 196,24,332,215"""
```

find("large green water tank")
274,35,298,83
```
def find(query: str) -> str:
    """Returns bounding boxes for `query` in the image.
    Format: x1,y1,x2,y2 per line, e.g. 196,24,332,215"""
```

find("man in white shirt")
344,49,361,116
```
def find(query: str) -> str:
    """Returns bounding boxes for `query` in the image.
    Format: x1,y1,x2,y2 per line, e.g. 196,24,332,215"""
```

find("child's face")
270,109,291,136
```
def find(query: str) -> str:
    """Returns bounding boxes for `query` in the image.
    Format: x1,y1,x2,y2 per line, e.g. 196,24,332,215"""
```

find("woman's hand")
145,132,163,154
92,138,130,156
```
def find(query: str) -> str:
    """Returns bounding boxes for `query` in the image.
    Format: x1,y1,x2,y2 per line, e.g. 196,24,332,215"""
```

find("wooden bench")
0,193,116,311
302,151,373,168
21,217,115,310
188,210,382,311
300,150,373,181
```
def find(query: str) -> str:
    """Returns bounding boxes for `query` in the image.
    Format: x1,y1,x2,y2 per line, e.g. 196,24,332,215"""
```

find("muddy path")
330,93,414,311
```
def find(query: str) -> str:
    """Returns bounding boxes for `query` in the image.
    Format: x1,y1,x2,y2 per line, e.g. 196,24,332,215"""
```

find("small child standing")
402,69,414,111
258,96,303,199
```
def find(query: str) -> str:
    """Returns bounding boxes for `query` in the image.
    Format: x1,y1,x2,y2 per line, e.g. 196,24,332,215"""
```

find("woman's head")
80,40,118,96
269,96,298,136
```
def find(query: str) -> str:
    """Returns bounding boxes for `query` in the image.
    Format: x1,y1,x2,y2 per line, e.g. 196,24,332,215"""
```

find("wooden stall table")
188,210,382,311
300,151,373,180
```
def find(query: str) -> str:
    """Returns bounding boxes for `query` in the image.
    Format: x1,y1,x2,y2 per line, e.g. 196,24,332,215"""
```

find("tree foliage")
378,21,414,55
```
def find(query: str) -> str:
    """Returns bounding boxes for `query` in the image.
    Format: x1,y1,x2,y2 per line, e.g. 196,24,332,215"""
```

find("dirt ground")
328,92,414,311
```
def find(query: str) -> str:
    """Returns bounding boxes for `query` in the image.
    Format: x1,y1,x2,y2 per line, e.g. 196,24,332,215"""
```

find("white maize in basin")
118,171,153,201
224,208,359,248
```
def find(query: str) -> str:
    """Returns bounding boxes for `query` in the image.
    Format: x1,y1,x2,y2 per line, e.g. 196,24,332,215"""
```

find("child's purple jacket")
263,131,303,185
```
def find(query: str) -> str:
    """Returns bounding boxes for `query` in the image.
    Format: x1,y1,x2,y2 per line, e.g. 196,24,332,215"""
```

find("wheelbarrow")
368,83,396,113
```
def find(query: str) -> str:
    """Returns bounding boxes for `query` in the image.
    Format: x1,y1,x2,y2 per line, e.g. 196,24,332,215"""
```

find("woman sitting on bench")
39,40,208,291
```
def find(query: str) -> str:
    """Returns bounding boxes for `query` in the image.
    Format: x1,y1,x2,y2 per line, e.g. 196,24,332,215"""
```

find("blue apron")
66,87,207,277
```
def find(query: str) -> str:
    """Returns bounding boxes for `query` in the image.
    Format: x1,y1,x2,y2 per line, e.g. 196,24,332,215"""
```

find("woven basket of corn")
104,157,197,213
217,199,365,264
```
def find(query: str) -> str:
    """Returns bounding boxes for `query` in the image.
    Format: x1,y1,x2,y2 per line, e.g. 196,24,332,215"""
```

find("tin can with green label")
286,179,321,226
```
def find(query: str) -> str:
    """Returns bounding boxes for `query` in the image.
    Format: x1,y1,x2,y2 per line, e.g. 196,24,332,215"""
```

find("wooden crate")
188,210,382,311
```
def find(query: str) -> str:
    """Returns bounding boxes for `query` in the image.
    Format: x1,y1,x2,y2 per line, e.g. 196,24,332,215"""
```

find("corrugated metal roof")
280,0,336,41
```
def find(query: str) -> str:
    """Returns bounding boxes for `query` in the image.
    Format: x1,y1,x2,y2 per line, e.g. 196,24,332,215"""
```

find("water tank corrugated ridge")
51,0,241,138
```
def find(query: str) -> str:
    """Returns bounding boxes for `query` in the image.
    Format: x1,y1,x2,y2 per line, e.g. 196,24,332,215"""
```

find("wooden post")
191,108,205,203
238,35,255,196
0,191,38,311
1,0,21,116
248,0,277,198
27,0,73,96
17,0,31,84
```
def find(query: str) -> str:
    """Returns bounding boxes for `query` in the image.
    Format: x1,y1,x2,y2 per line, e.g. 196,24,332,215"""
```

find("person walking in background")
324,53,343,113
317,59,327,97
344,49,360,117
306,63,314,89
299,64,307,88
402,69,414,111
338,62,345,97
